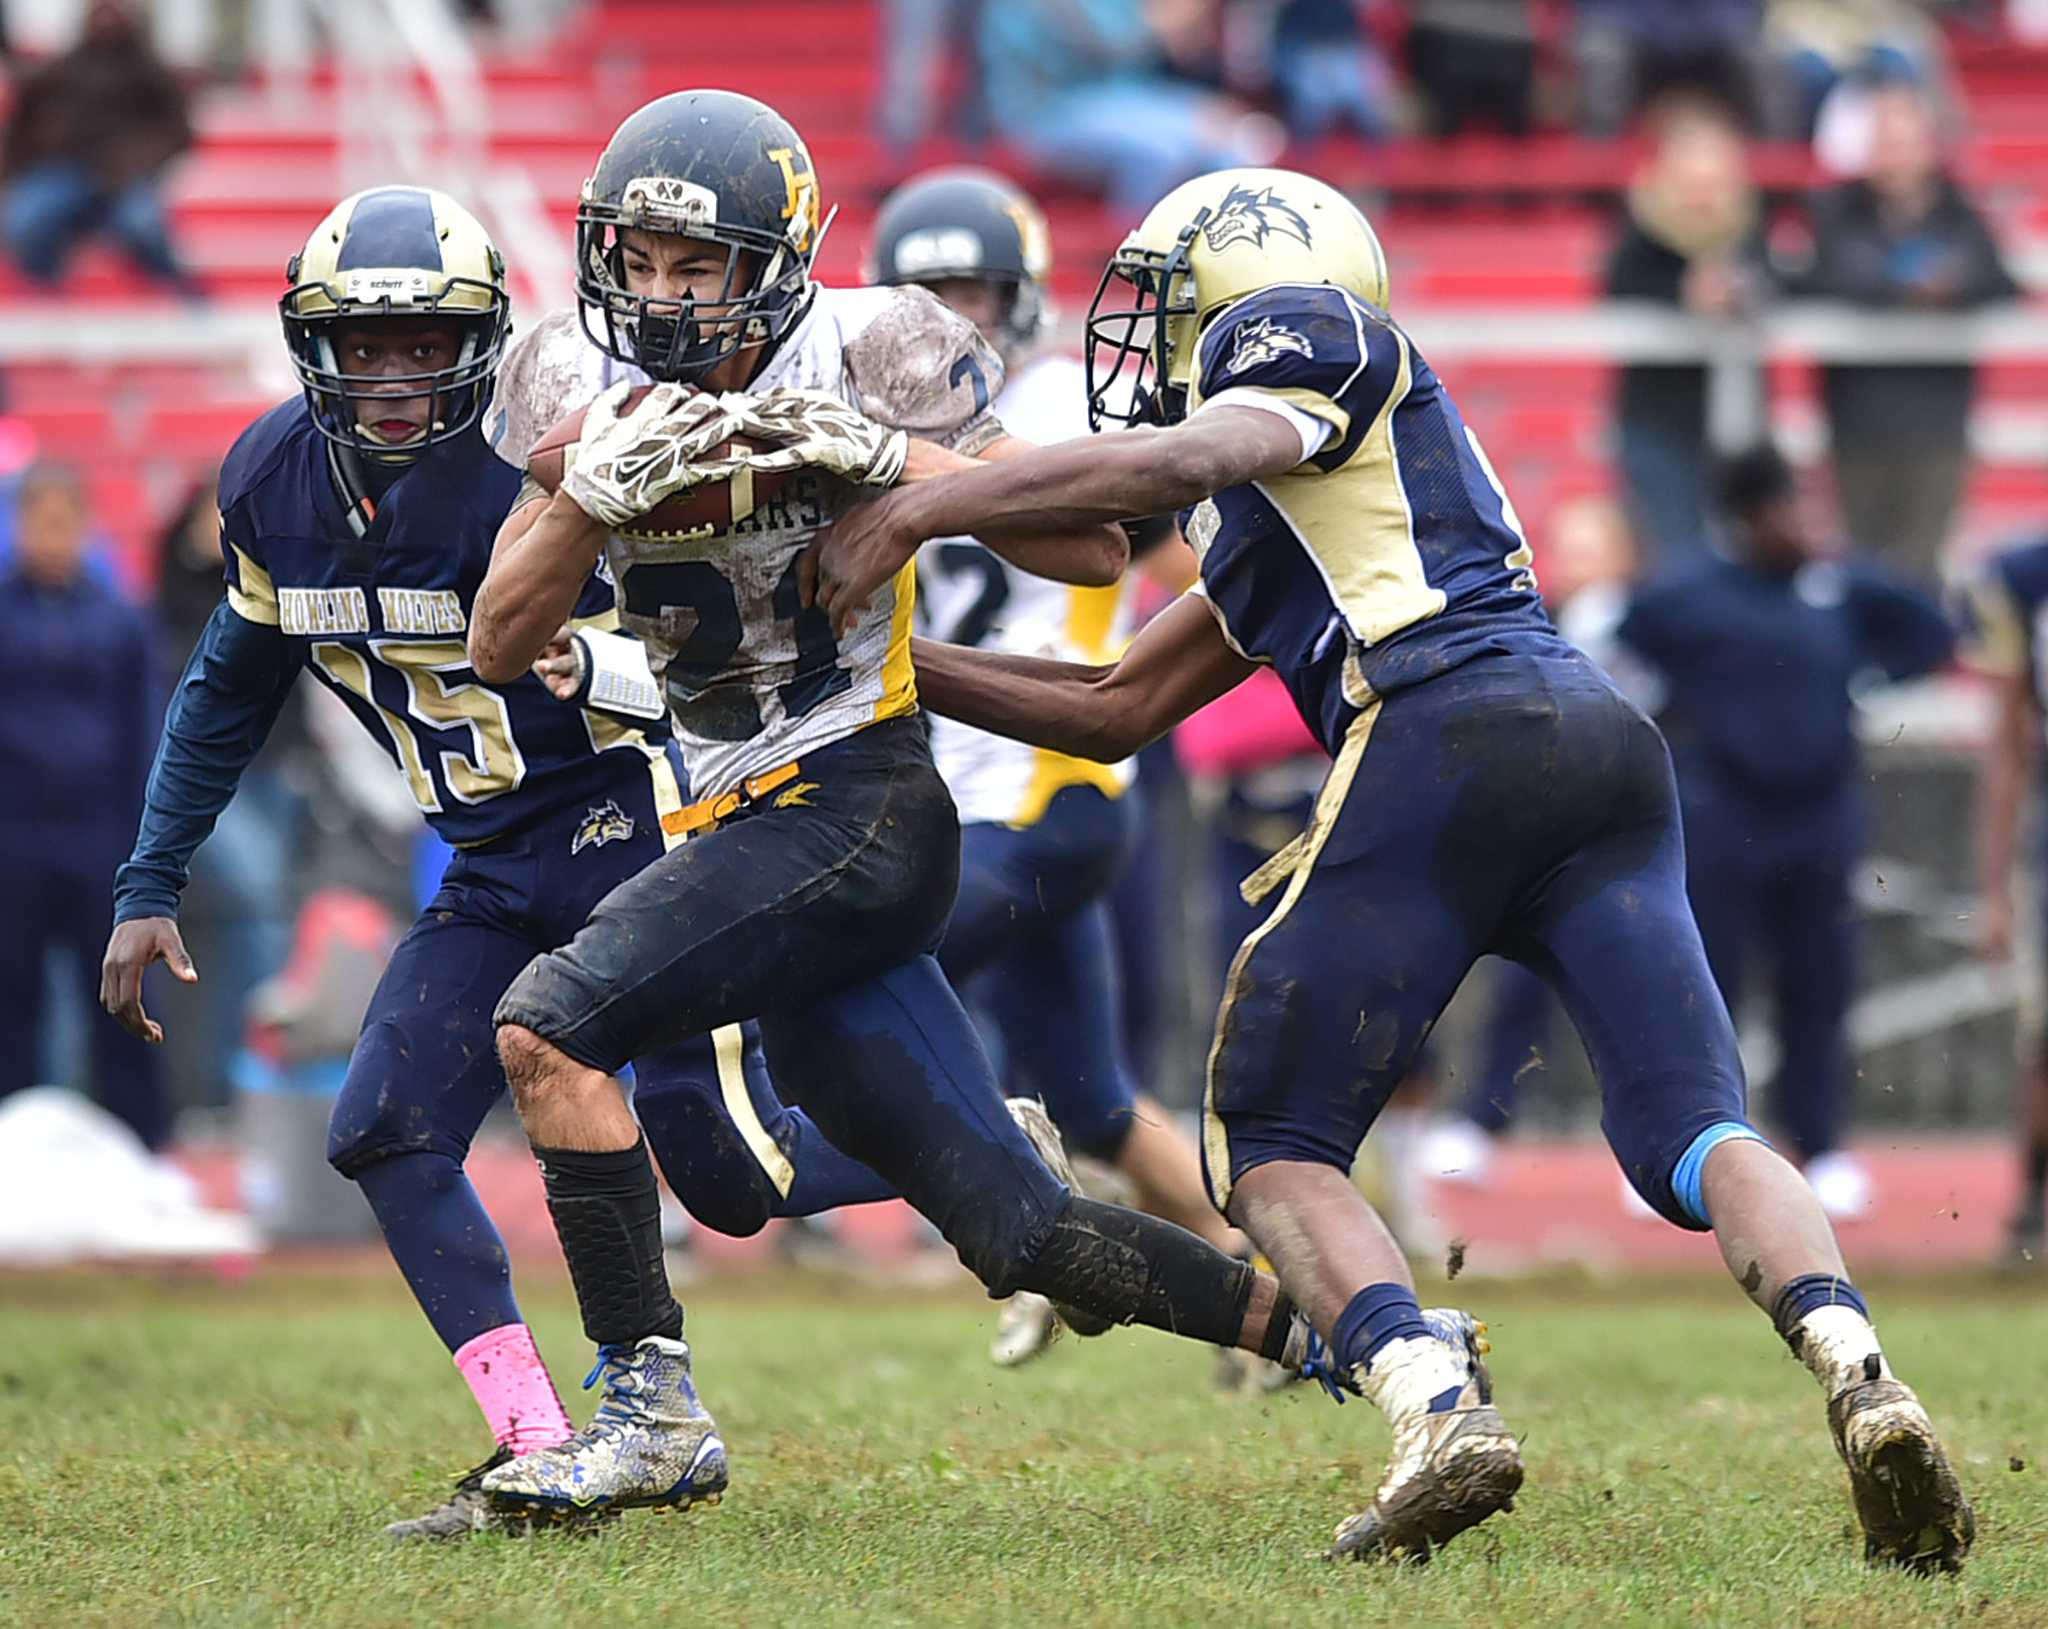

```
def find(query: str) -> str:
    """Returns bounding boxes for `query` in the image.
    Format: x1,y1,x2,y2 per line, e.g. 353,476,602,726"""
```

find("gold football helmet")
1084,167,1388,429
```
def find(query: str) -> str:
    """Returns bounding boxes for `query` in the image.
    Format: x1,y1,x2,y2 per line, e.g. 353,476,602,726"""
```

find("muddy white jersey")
917,353,1137,827
489,286,1005,796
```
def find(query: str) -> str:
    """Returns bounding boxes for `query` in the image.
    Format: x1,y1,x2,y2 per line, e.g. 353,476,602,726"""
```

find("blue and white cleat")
1328,1306,1521,1564
480,1336,728,1519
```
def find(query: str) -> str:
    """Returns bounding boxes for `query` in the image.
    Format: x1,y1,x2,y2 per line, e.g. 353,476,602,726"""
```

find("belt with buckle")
661,760,804,840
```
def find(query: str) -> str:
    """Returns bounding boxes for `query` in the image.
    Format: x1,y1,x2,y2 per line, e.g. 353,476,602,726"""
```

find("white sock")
1358,1334,1470,1423
1795,1305,1890,1396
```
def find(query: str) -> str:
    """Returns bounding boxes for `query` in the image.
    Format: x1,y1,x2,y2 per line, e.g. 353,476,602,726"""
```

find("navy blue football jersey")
1181,283,1569,754
217,398,679,845
1965,534,2048,713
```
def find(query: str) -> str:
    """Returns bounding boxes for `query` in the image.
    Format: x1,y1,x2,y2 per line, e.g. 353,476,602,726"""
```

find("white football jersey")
490,286,1005,797
917,353,1137,827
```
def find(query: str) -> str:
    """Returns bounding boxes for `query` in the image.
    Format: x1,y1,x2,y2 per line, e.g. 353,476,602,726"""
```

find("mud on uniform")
111,402,871,1251
490,286,1072,1289
920,352,1146,1159
1186,284,1752,1225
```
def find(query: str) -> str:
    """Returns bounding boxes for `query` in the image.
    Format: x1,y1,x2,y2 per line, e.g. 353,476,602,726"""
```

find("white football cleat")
1792,1307,1973,1573
989,1291,1061,1367
1004,1097,1112,1337
1329,1310,1522,1564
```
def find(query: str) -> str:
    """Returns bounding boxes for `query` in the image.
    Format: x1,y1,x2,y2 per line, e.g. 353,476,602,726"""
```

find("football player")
813,168,1977,1572
1963,534,2048,1264
100,186,898,1539
467,91,1323,1517
866,167,1244,1367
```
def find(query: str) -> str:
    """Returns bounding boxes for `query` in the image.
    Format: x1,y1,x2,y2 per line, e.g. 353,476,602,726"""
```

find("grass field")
3,1266,2045,1629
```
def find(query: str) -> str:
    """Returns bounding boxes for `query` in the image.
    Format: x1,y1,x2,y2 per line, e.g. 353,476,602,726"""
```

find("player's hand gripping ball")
528,380,788,539
729,388,909,487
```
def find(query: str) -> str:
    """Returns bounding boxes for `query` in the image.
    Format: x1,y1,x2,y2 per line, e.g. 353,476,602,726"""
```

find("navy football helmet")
866,167,1052,363
281,186,509,460
576,90,828,384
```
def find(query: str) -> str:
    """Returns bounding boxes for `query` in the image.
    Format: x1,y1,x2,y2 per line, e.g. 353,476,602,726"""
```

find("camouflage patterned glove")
561,380,749,529
729,387,910,487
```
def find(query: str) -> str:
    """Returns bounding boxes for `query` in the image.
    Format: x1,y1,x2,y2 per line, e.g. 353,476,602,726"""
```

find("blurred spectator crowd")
884,0,1997,185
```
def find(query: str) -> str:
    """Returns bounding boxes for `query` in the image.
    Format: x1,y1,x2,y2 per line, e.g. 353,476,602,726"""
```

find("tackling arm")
911,593,1259,763
810,406,1305,631
900,433,1128,588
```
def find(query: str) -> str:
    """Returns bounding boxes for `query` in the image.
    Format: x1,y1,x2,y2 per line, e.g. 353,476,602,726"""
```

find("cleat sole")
1831,1382,1975,1576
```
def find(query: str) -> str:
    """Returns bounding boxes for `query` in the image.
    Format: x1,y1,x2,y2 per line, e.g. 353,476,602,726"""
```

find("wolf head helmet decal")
1202,186,1314,254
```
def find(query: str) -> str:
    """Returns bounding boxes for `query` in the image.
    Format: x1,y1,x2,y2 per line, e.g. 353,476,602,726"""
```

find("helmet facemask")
575,196,831,384
281,270,508,462
1084,215,1204,432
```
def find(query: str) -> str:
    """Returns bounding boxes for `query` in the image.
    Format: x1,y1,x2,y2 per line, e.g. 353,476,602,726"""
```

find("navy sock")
1769,1273,1870,1349
775,1108,901,1216
1332,1282,1434,1376
353,1150,521,1352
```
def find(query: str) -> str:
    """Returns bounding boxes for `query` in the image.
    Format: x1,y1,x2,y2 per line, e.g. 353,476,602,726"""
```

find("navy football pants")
1204,652,1748,1227
327,755,895,1317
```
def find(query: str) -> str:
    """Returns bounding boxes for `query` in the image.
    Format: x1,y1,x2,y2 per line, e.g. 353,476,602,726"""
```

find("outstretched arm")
812,405,1306,632
900,433,1128,588
912,593,1259,763
105,600,300,1041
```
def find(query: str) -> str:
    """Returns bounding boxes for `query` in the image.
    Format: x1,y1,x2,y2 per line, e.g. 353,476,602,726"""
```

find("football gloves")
729,388,910,487
561,380,751,529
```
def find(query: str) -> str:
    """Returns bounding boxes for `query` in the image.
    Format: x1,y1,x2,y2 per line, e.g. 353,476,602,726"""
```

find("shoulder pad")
488,307,621,469
217,398,313,512
1194,284,1378,406
842,284,1006,445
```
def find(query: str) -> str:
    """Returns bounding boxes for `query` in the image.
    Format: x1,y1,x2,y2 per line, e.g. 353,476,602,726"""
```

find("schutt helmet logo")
1202,186,1313,253
572,799,637,855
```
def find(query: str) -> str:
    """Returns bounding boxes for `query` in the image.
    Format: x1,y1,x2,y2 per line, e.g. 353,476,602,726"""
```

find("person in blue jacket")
97,185,895,1541
1617,443,1954,1218
0,461,168,1151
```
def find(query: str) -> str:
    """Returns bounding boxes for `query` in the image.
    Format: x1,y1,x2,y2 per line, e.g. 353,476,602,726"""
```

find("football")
525,384,790,540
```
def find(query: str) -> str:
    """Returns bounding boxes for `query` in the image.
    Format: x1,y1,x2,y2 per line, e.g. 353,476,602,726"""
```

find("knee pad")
326,1020,473,1178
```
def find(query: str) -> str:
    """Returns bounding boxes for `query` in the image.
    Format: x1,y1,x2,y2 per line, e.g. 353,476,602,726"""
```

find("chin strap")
325,438,378,541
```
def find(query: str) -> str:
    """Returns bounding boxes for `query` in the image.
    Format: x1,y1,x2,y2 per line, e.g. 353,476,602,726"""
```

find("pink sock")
453,1323,575,1454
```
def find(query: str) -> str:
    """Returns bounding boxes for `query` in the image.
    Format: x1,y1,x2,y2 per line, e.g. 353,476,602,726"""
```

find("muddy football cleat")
383,1446,618,1540
1828,1360,1975,1574
1004,1097,1112,1338
1329,1309,1522,1564
481,1337,728,1517
990,1291,1061,1367
384,1448,517,1541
